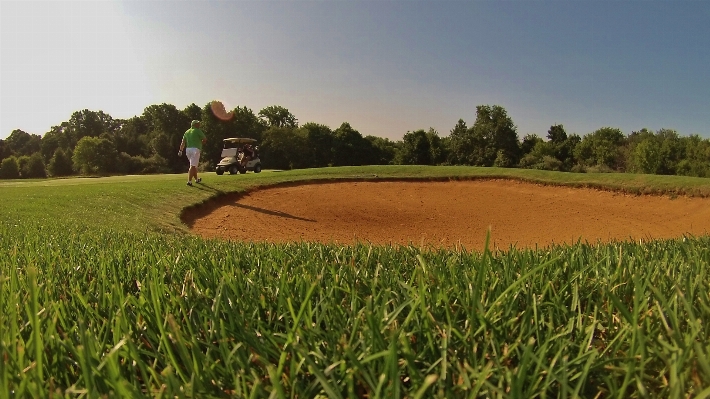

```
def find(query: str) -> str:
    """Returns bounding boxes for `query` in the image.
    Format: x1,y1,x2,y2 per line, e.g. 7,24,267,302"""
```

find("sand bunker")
185,180,710,250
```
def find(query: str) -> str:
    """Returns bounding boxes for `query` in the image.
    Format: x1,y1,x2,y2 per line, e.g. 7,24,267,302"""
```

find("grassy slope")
2,166,710,234
1,166,710,396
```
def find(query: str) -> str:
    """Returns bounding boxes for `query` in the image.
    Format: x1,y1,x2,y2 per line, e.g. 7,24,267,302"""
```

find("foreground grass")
2,224,709,397
1,166,710,396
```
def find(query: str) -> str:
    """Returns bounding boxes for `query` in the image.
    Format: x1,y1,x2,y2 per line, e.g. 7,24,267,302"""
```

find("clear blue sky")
2,1,709,141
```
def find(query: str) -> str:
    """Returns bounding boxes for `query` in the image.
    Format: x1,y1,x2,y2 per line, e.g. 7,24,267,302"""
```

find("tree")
142,104,191,172
48,148,74,177
5,129,41,156
630,137,661,174
258,106,298,128
520,134,543,156
113,116,150,157
65,109,120,148
573,127,625,169
470,105,521,166
24,153,47,178
16,155,31,178
446,106,521,166
260,126,307,170
446,119,471,165
332,123,371,166
397,130,432,165
301,123,335,167
547,124,568,144
396,128,446,165
72,136,118,174
0,157,20,179
364,135,397,165
0,140,11,163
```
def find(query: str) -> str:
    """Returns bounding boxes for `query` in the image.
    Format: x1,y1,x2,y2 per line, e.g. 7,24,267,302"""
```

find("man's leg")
194,151,201,182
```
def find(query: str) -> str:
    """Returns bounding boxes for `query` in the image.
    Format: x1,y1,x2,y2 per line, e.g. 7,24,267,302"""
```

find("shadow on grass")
194,183,226,195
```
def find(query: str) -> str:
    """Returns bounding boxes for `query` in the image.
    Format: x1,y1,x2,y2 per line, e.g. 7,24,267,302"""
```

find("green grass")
1,166,710,397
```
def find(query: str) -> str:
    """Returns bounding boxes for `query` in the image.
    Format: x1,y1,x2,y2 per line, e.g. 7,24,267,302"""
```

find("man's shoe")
196,178,202,183
187,181,192,186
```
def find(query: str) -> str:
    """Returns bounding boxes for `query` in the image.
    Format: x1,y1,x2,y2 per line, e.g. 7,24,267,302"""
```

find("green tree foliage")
446,119,472,165
260,126,307,170
113,117,150,157
396,128,446,165
7,100,710,179
72,137,118,175
5,129,41,156
573,127,625,170
258,105,298,128
66,110,119,148
627,129,684,175
519,140,555,169
546,125,577,169
332,123,372,166
397,130,432,165
0,156,20,179
365,136,398,165
142,104,191,171
520,125,579,171
676,134,710,177
471,105,521,166
48,148,74,177
301,123,335,167
547,124,568,144
520,134,544,156
0,140,11,163
23,153,47,178
446,106,521,166
183,103,202,123
16,155,31,178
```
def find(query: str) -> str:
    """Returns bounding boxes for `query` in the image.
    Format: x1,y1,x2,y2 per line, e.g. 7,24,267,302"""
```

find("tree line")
1,102,709,179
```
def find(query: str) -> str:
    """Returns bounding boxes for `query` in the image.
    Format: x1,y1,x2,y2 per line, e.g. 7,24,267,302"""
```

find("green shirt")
183,128,206,150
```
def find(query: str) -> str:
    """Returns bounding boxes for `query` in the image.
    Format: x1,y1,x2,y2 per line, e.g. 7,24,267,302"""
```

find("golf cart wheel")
229,165,239,175
216,168,224,175
254,164,262,173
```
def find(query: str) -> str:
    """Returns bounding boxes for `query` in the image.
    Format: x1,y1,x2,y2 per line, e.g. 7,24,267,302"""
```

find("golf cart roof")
223,137,257,144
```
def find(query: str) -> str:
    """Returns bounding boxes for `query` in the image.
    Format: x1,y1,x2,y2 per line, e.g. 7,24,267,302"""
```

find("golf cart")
215,138,262,175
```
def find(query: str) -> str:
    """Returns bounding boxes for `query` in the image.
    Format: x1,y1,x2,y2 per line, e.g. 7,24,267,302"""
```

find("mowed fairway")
1,166,710,397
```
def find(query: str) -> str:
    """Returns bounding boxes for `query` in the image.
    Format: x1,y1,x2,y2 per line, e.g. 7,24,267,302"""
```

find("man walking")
178,120,207,186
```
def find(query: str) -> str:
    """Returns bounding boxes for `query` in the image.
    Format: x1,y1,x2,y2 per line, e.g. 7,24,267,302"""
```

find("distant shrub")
493,150,514,168
541,156,562,171
0,156,20,179
570,163,586,173
140,154,170,174
586,164,613,173
116,152,145,175
24,153,47,178
16,155,31,178
518,153,540,169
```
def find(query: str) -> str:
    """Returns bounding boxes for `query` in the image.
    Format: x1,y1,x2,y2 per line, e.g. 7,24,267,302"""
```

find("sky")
2,0,709,141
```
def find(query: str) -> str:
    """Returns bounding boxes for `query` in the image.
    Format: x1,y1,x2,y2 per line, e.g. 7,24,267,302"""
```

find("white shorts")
186,148,201,167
